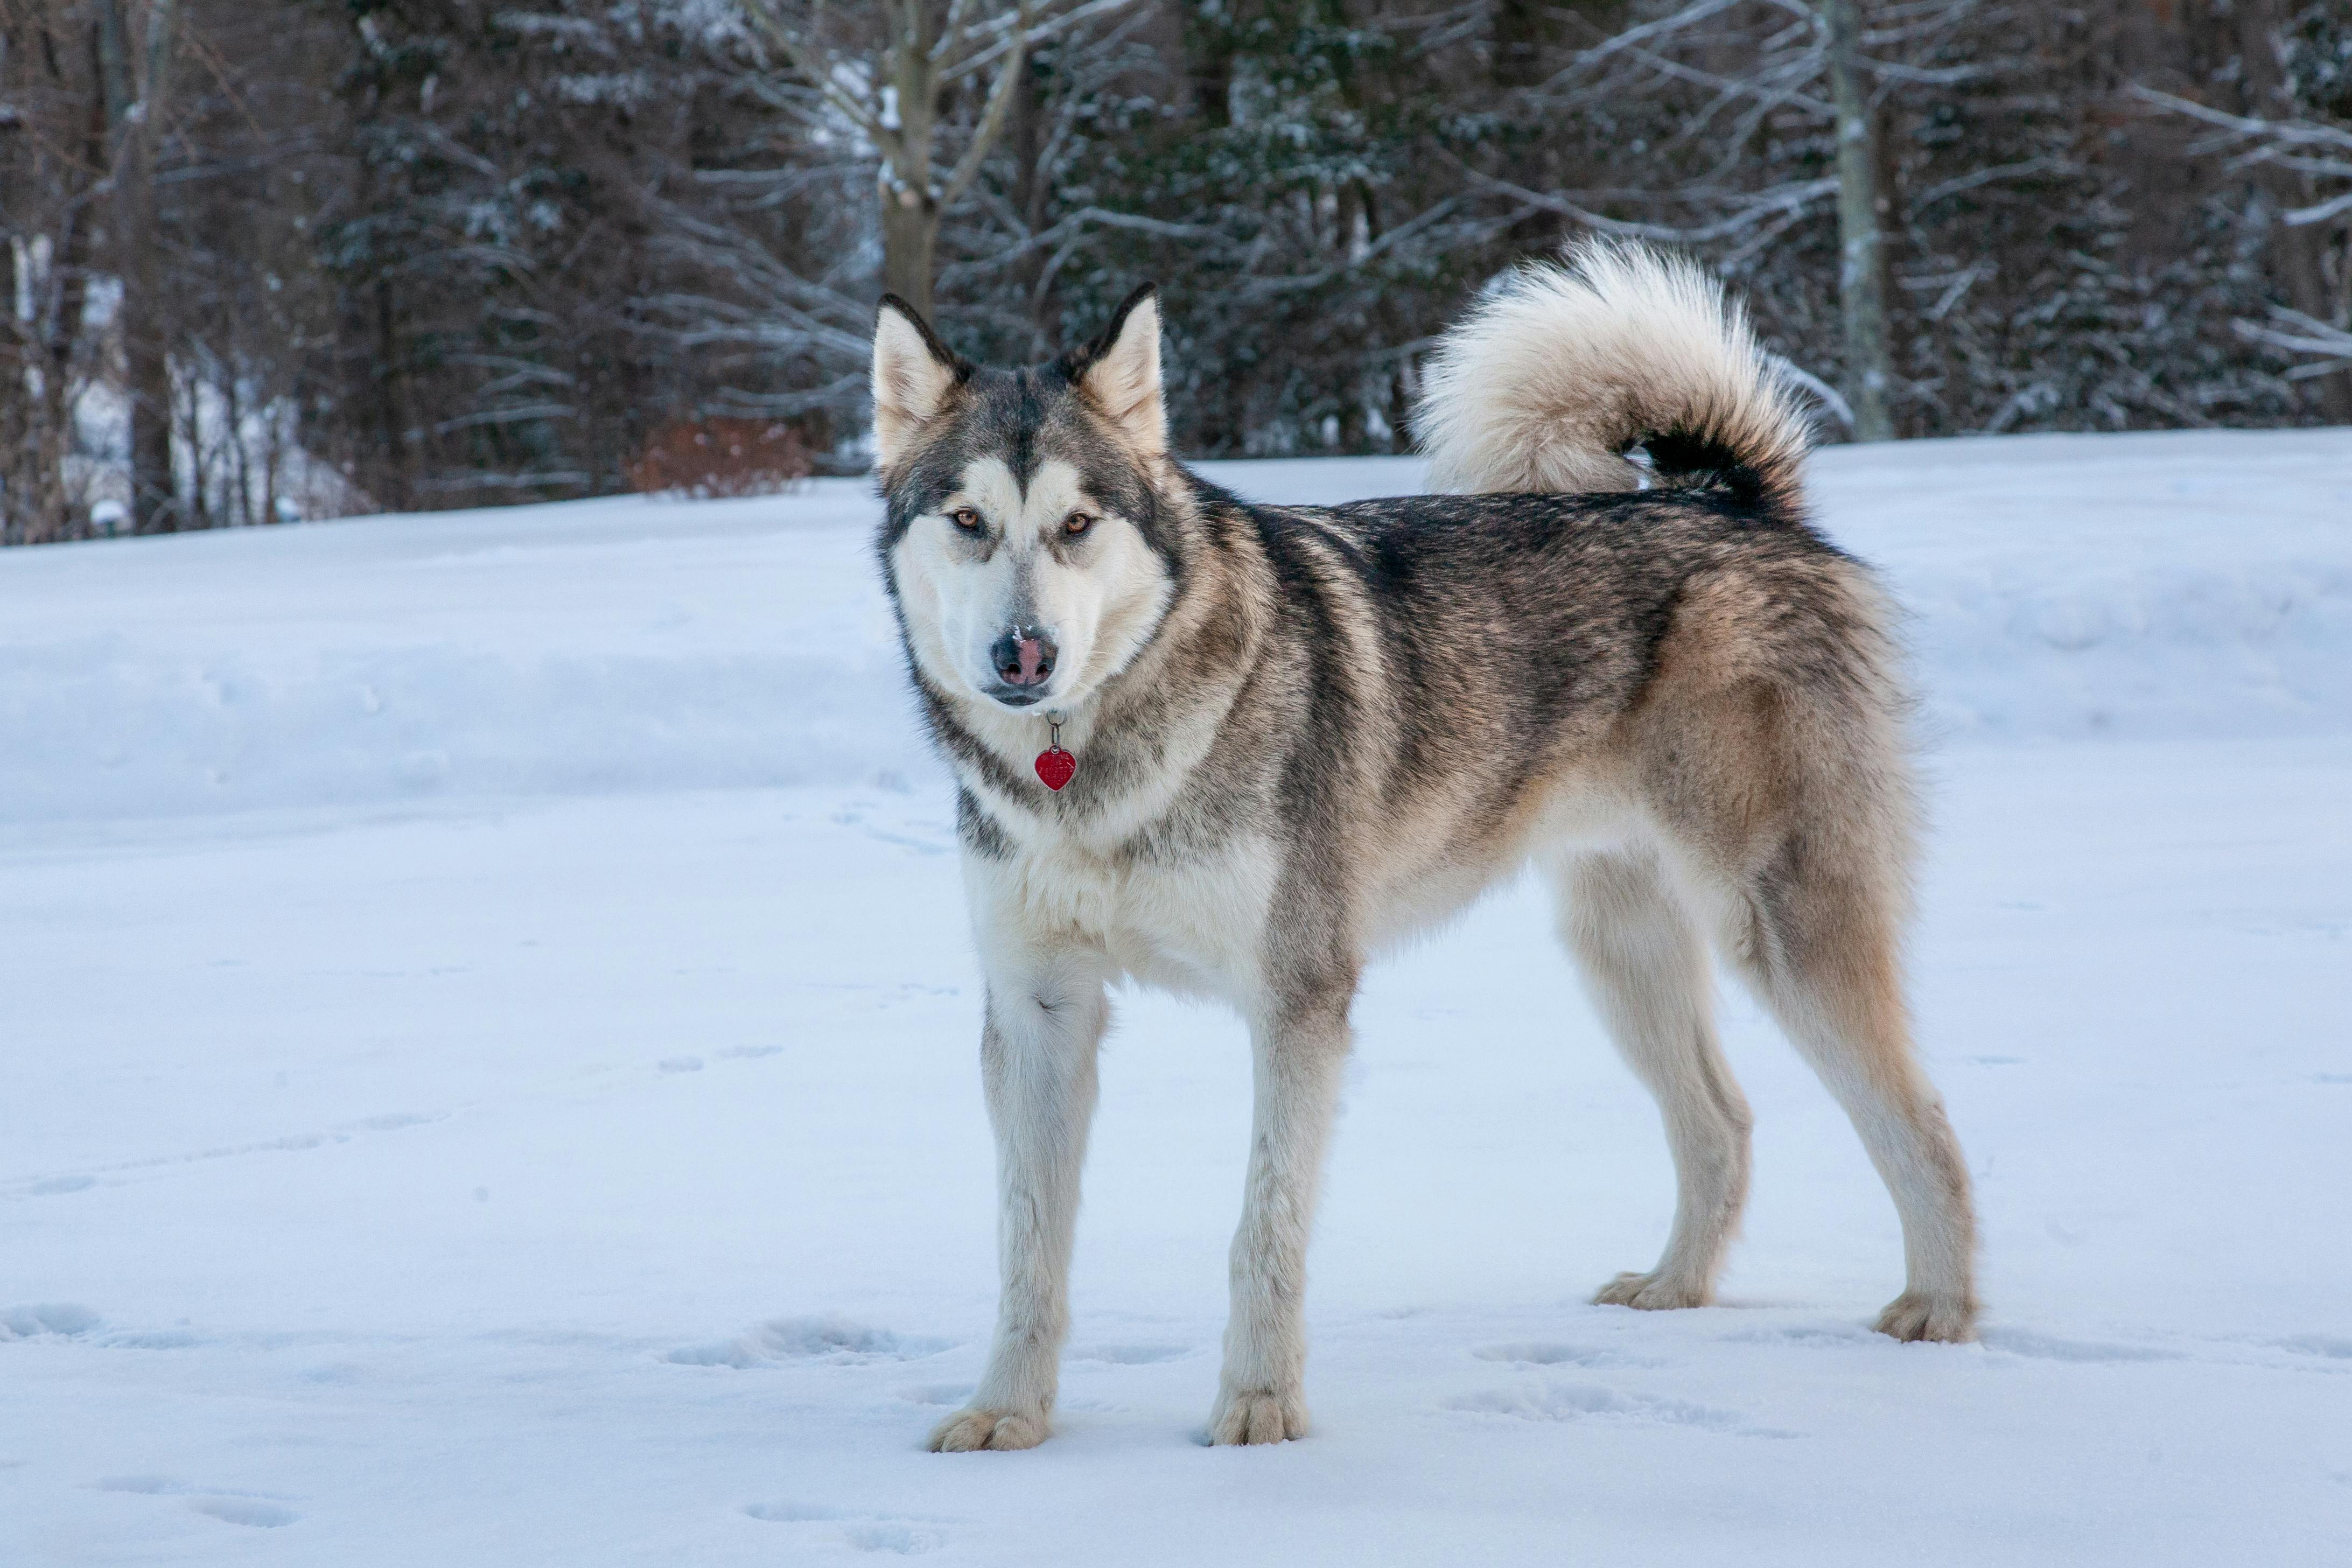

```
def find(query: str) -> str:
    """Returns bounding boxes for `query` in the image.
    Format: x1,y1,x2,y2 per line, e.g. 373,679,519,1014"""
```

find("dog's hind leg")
928,942,1111,1453
1713,838,1979,1342
1551,848,1753,1311
1650,672,1981,1343
1628,565,1978,1343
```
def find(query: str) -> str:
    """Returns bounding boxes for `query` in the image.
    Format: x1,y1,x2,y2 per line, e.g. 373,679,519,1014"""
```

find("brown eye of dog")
949,507,982,534
1065,512,1094,537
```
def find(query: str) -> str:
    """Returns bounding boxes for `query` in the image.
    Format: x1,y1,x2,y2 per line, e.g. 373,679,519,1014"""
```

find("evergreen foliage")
2,1,2347,539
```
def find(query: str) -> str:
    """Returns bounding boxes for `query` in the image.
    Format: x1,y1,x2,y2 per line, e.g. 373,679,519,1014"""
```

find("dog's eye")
1064,512,1094,537
948,507,983,534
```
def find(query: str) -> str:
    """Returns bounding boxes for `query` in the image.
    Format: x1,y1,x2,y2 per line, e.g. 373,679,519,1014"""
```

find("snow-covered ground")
2,429,2347,1565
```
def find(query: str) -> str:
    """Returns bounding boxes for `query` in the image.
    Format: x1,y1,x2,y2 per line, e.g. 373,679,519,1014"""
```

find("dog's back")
1167,246,1915,964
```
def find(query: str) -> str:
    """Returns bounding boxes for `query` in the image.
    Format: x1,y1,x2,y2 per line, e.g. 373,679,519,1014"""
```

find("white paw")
926,1406,1047,1452
1208,1383,1310,1445
1591,1270,1710,1311
1873,1291,1978,1343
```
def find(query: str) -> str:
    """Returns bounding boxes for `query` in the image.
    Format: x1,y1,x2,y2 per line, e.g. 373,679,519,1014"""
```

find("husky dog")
872,242,1977,1452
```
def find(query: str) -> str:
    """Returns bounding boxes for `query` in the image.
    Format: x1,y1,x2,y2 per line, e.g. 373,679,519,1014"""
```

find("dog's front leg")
928,942,1109,1453
1209,985,1353,1445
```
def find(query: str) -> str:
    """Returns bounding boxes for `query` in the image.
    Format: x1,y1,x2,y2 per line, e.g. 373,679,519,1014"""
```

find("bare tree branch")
738,3,880,135
2132,86,2352,156
938,1,1031,208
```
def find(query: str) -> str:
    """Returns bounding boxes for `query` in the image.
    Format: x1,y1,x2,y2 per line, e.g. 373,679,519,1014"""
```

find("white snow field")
3,428,2348,1566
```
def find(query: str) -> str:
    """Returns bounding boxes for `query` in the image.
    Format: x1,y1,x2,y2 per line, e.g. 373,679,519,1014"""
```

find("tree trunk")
1821,0,1894,442
15,12,113,544
371,272,411,510
1009,47,1053,352
1492,0,1543,89
95,0,180,531
879,176,939,321
876,11,940,323
118,138,176,531
0,26,26,545
0,228,22,547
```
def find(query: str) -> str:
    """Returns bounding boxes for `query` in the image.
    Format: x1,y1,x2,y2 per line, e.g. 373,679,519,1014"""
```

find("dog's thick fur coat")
871,243,1978,1452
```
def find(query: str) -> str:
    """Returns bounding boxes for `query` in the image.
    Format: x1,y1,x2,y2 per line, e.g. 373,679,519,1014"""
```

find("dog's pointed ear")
1072,284,1165,458
872,295,966,470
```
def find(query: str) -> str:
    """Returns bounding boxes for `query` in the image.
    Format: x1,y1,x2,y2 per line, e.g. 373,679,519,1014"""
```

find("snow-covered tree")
2139,1,2352,418
737,0,1137,319
6,0,2348,544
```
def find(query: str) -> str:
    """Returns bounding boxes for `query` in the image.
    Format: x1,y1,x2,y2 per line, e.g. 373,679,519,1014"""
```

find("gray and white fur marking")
871,242,1979,1452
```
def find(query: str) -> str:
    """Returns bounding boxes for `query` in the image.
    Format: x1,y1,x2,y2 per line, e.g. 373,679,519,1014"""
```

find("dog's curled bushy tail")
1415,241,1810,514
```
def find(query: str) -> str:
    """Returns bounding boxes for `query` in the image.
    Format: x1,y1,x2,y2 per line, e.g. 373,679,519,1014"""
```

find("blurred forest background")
3,0,2349,543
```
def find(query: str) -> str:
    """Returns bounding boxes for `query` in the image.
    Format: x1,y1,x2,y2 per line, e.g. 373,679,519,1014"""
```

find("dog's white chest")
969,831,1277,1004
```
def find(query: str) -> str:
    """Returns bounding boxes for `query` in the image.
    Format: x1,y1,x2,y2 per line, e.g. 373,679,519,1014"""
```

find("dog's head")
872,288,1184,716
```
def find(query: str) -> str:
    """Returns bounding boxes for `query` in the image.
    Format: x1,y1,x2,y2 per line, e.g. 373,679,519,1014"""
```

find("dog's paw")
926,1406,1047,1452
1873,1292,1978,1344
1592,1270,1709,1311
1207,1384,1309,1446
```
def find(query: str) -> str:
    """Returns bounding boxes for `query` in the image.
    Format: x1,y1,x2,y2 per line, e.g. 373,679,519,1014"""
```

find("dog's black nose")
989,627,1058,688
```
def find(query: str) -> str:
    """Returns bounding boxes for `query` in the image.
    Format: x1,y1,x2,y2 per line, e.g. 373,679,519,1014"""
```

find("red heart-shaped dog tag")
1034,746,1076,792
